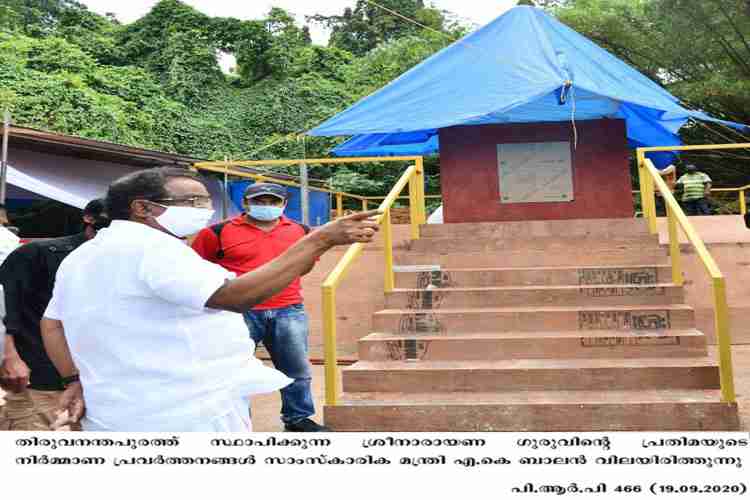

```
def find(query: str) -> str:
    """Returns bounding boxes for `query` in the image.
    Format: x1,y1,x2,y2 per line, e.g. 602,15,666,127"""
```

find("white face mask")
153,205,214,238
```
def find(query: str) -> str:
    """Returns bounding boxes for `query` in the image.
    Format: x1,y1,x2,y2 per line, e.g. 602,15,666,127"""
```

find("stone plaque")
498,141,574,203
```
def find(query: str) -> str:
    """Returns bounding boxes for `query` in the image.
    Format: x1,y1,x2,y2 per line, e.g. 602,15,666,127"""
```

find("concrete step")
395,248,668,268
324,389,740,431
419,218,651,239
406,234,660,253
394,265,673,288
341,357,720,393
372,304,694,334
385,284,684,308
358,329,708,361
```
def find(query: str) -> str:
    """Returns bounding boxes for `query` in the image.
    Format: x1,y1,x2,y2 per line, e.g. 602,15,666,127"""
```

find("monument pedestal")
438,119,634,223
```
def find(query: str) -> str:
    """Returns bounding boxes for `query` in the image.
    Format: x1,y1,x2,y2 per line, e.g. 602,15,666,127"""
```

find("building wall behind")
438,119,634,222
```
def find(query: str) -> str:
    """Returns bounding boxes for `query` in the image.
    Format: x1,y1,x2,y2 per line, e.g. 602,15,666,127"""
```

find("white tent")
6,148,145,209
427,205,443,224
7,150,238,224
6,163,101,209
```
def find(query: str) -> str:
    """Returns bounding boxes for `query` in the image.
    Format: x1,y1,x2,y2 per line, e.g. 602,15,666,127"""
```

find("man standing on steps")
674,164,712,216
192,183,326,432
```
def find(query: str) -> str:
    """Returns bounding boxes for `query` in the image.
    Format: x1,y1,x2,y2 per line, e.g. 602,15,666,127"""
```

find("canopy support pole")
1,111,10,204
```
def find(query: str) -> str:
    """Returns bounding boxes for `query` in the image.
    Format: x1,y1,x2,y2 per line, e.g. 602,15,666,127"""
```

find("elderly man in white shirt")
40,167,379,431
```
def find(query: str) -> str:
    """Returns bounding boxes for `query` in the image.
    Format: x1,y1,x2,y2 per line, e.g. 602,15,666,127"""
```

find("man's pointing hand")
315,210,382,246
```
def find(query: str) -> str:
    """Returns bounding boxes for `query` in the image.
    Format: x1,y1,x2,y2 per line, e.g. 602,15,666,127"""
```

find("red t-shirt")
191,215,308,310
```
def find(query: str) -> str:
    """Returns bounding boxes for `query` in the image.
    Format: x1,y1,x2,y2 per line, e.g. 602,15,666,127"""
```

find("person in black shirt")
0,199,108,430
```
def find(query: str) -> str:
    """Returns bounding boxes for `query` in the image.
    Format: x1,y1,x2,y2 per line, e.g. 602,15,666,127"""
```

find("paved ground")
2,346,748,432
723,345,750,431
252,345,750,432
250,362,335,432
655,215,750,244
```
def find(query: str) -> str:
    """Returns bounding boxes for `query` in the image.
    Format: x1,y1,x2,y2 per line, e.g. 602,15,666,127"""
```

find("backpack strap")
211,219,308,260
210,221,230,259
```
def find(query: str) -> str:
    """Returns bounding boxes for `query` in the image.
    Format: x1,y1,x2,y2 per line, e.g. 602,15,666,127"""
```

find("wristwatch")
60,374,80,387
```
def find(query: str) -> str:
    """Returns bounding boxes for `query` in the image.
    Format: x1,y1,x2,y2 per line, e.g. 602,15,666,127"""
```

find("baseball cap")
244,183,288,200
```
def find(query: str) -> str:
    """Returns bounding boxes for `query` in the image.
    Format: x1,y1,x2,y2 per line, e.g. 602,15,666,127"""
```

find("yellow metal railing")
321,160,426,405
359,194,442,211
637,145,740,403
194,156,428,405
633,184,750,216
194,161,366,216
193,156,430,226
709,184,750,216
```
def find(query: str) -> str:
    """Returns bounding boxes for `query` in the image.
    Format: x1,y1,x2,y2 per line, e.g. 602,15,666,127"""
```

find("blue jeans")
683,198,711,216
243,304,314,424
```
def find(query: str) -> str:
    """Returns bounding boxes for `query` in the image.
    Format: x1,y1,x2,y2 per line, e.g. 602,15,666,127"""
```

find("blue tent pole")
222,156,229,219
301,162,309,225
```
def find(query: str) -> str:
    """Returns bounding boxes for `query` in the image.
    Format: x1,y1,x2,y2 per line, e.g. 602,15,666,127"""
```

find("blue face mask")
249,204,284,221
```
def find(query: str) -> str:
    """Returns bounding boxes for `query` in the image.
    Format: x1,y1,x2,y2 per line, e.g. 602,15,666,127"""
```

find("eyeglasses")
152,196,213,208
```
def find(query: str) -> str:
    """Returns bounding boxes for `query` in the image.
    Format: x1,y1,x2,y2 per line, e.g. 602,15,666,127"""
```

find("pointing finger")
339,210,383,221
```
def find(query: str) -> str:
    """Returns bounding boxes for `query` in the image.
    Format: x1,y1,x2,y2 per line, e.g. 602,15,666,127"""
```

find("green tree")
0,0,453,198
554,0,750,186
310,0,446,55
0,0,73,35
250,7,312,80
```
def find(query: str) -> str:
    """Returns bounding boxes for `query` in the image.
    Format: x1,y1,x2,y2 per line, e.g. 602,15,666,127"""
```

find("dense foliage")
0,0,451,201
308,0,448,56
1,0,749,203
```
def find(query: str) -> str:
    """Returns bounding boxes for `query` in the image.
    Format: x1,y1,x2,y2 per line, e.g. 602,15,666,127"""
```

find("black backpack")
209,219,311,260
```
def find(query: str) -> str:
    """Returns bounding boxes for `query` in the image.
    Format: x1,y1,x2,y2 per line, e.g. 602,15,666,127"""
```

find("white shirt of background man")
44,220,291,431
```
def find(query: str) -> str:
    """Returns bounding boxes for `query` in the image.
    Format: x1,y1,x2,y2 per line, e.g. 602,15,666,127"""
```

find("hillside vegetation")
1,0,749,198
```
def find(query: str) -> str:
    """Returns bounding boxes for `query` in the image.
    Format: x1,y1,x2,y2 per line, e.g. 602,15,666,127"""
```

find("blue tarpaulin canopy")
308,6,746,167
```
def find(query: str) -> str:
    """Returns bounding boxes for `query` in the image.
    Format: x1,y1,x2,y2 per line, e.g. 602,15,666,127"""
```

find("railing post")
336,192,343,219
415,157,426,225
408,171,420,240
740,190,746,216
383,208,395,293
637,149,657,234
666,204,683,285
636,152,650,220
361,199,368,212
641,172,658,234
646,178,658,234
322,285,338,406
712,277,736,403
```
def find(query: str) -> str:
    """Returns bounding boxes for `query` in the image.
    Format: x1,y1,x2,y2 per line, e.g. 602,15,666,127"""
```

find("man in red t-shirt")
192,183,327,432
